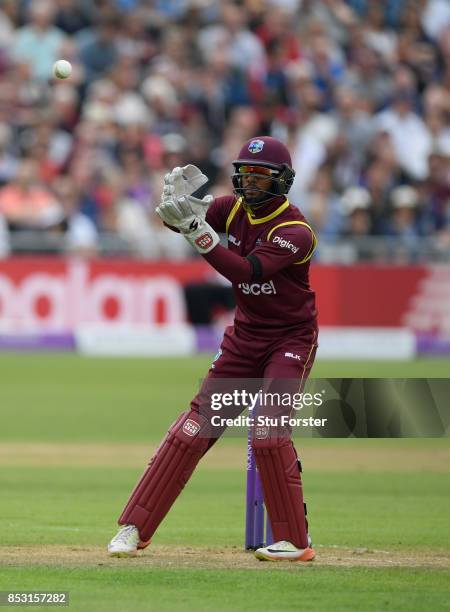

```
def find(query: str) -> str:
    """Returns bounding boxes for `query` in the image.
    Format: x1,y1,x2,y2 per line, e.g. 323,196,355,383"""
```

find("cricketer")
108,136,318,562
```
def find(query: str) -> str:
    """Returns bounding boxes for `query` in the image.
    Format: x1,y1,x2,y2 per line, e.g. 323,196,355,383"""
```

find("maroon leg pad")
119,410,211,542
252,437,309,549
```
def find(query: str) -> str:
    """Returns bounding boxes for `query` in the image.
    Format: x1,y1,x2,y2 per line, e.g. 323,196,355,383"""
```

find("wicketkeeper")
108,136,318,562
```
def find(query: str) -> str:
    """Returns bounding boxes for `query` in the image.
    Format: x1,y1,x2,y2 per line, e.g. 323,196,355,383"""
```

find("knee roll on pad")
252,437,309,549
119,411,211,541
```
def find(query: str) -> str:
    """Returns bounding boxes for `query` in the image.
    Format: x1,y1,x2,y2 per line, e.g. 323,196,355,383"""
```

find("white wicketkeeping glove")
162,165,213,220
156,196,219,254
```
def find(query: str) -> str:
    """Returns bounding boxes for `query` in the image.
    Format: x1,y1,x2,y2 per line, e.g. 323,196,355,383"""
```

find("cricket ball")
53,60,72,79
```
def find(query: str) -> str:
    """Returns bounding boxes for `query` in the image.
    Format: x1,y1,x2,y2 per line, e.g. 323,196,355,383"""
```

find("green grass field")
0,355,449,611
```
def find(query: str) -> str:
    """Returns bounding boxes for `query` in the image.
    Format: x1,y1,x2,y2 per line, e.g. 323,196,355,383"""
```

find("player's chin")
243,193,265,205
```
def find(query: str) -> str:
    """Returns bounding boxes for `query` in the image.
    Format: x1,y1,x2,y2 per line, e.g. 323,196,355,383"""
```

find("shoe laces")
268,540,298,552
114,525,137,543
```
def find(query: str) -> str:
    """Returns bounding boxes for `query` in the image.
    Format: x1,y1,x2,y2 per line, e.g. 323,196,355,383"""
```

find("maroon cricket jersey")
204,195,318,332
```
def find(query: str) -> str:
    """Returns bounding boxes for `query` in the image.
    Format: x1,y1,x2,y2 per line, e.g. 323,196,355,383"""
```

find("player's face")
240,166,275,204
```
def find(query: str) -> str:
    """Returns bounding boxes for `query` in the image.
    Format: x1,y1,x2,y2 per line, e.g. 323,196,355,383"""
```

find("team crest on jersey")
248,139,265,154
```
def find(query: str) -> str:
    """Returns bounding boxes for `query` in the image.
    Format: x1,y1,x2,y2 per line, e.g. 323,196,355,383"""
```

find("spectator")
13,0,65,81
363,160,399,234
341,186,373,236
421,144,450,231
0,123,18,186
290,80,338,200
300,0,357,47
301,165,343,239
374,91,432,180
363,3,398,63
340,186,375,260
78,16,119,84
0,0,447,262
255,6,302,65
422,0,450,40
54,0,93,36
51,83,80,132
304,31,346,108
51,175,98,256
388,185,422,235
329,86,375,190
0,210,10,257
386,185,423,262
0,3,15,55
334,86,374,156
198,2,266,75
21,111,74,181
0,158,63,230
343,44,394,111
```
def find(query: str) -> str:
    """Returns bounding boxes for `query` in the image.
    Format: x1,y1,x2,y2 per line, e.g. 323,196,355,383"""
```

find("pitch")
0,355,449,611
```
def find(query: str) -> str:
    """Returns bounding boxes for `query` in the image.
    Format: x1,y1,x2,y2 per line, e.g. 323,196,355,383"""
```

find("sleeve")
203,223,316,284
246,224,316,280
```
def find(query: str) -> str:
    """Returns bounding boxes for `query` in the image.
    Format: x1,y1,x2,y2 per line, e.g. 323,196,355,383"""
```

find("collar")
243,195,289,225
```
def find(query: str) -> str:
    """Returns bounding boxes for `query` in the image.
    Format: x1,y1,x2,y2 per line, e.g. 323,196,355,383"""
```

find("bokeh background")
0,0,449,360
0,0,450,259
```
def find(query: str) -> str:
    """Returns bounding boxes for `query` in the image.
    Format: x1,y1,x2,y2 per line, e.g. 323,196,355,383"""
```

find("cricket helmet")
231,136,296,206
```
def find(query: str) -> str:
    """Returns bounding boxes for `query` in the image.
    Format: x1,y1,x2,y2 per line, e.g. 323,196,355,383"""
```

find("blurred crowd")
0,0,449,261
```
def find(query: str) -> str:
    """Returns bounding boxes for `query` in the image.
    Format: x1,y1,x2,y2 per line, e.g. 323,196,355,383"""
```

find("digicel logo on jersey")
238,280,276,295
272,236,299,254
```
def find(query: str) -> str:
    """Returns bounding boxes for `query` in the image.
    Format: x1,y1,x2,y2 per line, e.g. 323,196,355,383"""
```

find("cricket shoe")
107,525,151,557
254,540,315,562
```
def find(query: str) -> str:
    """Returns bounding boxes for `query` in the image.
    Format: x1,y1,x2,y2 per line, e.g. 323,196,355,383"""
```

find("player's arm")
156,198,315,283
246,224,316,279
203,224,316,283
